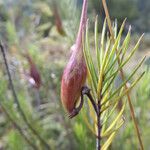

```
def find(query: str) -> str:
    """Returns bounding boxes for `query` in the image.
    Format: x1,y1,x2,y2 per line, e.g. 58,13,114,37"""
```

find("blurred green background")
0,0,150,149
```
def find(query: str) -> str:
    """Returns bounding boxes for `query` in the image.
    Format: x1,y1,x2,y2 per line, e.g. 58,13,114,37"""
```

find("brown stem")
34,88,41,109
0,42,51,150
82,86,101,150
69,90,84,119
101,0,144,149
97,96,101,150
82,86,98,114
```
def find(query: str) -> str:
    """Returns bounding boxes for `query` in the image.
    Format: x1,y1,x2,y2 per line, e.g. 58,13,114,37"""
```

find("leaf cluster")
82,17,145,149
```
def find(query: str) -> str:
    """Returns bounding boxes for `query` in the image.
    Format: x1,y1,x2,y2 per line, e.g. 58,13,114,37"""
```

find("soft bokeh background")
0,0,150,149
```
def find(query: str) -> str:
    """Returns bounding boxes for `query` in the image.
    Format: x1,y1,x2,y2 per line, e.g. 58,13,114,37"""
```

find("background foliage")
0,0,149,149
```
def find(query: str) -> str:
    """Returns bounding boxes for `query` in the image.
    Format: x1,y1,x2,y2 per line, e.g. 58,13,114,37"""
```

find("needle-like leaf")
101,72,145,109
101,132,116,150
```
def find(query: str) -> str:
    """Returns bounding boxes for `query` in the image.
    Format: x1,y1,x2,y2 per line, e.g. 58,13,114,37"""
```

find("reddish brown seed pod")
24,54,41,89
53,2,66,36
61,0,88,115
61,47,87,113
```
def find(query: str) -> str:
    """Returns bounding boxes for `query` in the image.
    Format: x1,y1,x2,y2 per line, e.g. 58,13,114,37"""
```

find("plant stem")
96,96,101,150
0,103,38,150
0,42,51,150
101,1,144,149
82,86,101,150
34,88,41,109
82,86,98,114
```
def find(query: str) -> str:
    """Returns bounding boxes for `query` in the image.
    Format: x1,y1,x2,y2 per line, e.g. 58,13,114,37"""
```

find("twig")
34,88,41,109
69,89,84,118
82,86,101,150
0,103,38,150
101,1,144,149
0,42,51,150
82,86,98,114
97,95,101,150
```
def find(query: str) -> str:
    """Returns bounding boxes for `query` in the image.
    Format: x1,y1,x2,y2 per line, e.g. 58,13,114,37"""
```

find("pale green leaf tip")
129,25,132,31
86,18,89,24
95,15,98,21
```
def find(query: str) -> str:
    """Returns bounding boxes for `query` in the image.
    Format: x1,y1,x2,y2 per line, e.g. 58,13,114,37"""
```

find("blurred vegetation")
0,0,149,149
89,0,150,32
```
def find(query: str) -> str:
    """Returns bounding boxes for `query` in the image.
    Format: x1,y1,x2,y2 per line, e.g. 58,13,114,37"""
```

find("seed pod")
24,54,41,89
53,2,66,36
61,0,87,114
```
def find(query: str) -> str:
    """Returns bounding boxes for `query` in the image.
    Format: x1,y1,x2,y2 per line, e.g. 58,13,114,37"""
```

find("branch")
82,86,98,114
0,103,38,150
82,86,101,150
101,1,144,149
0,42,51,150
